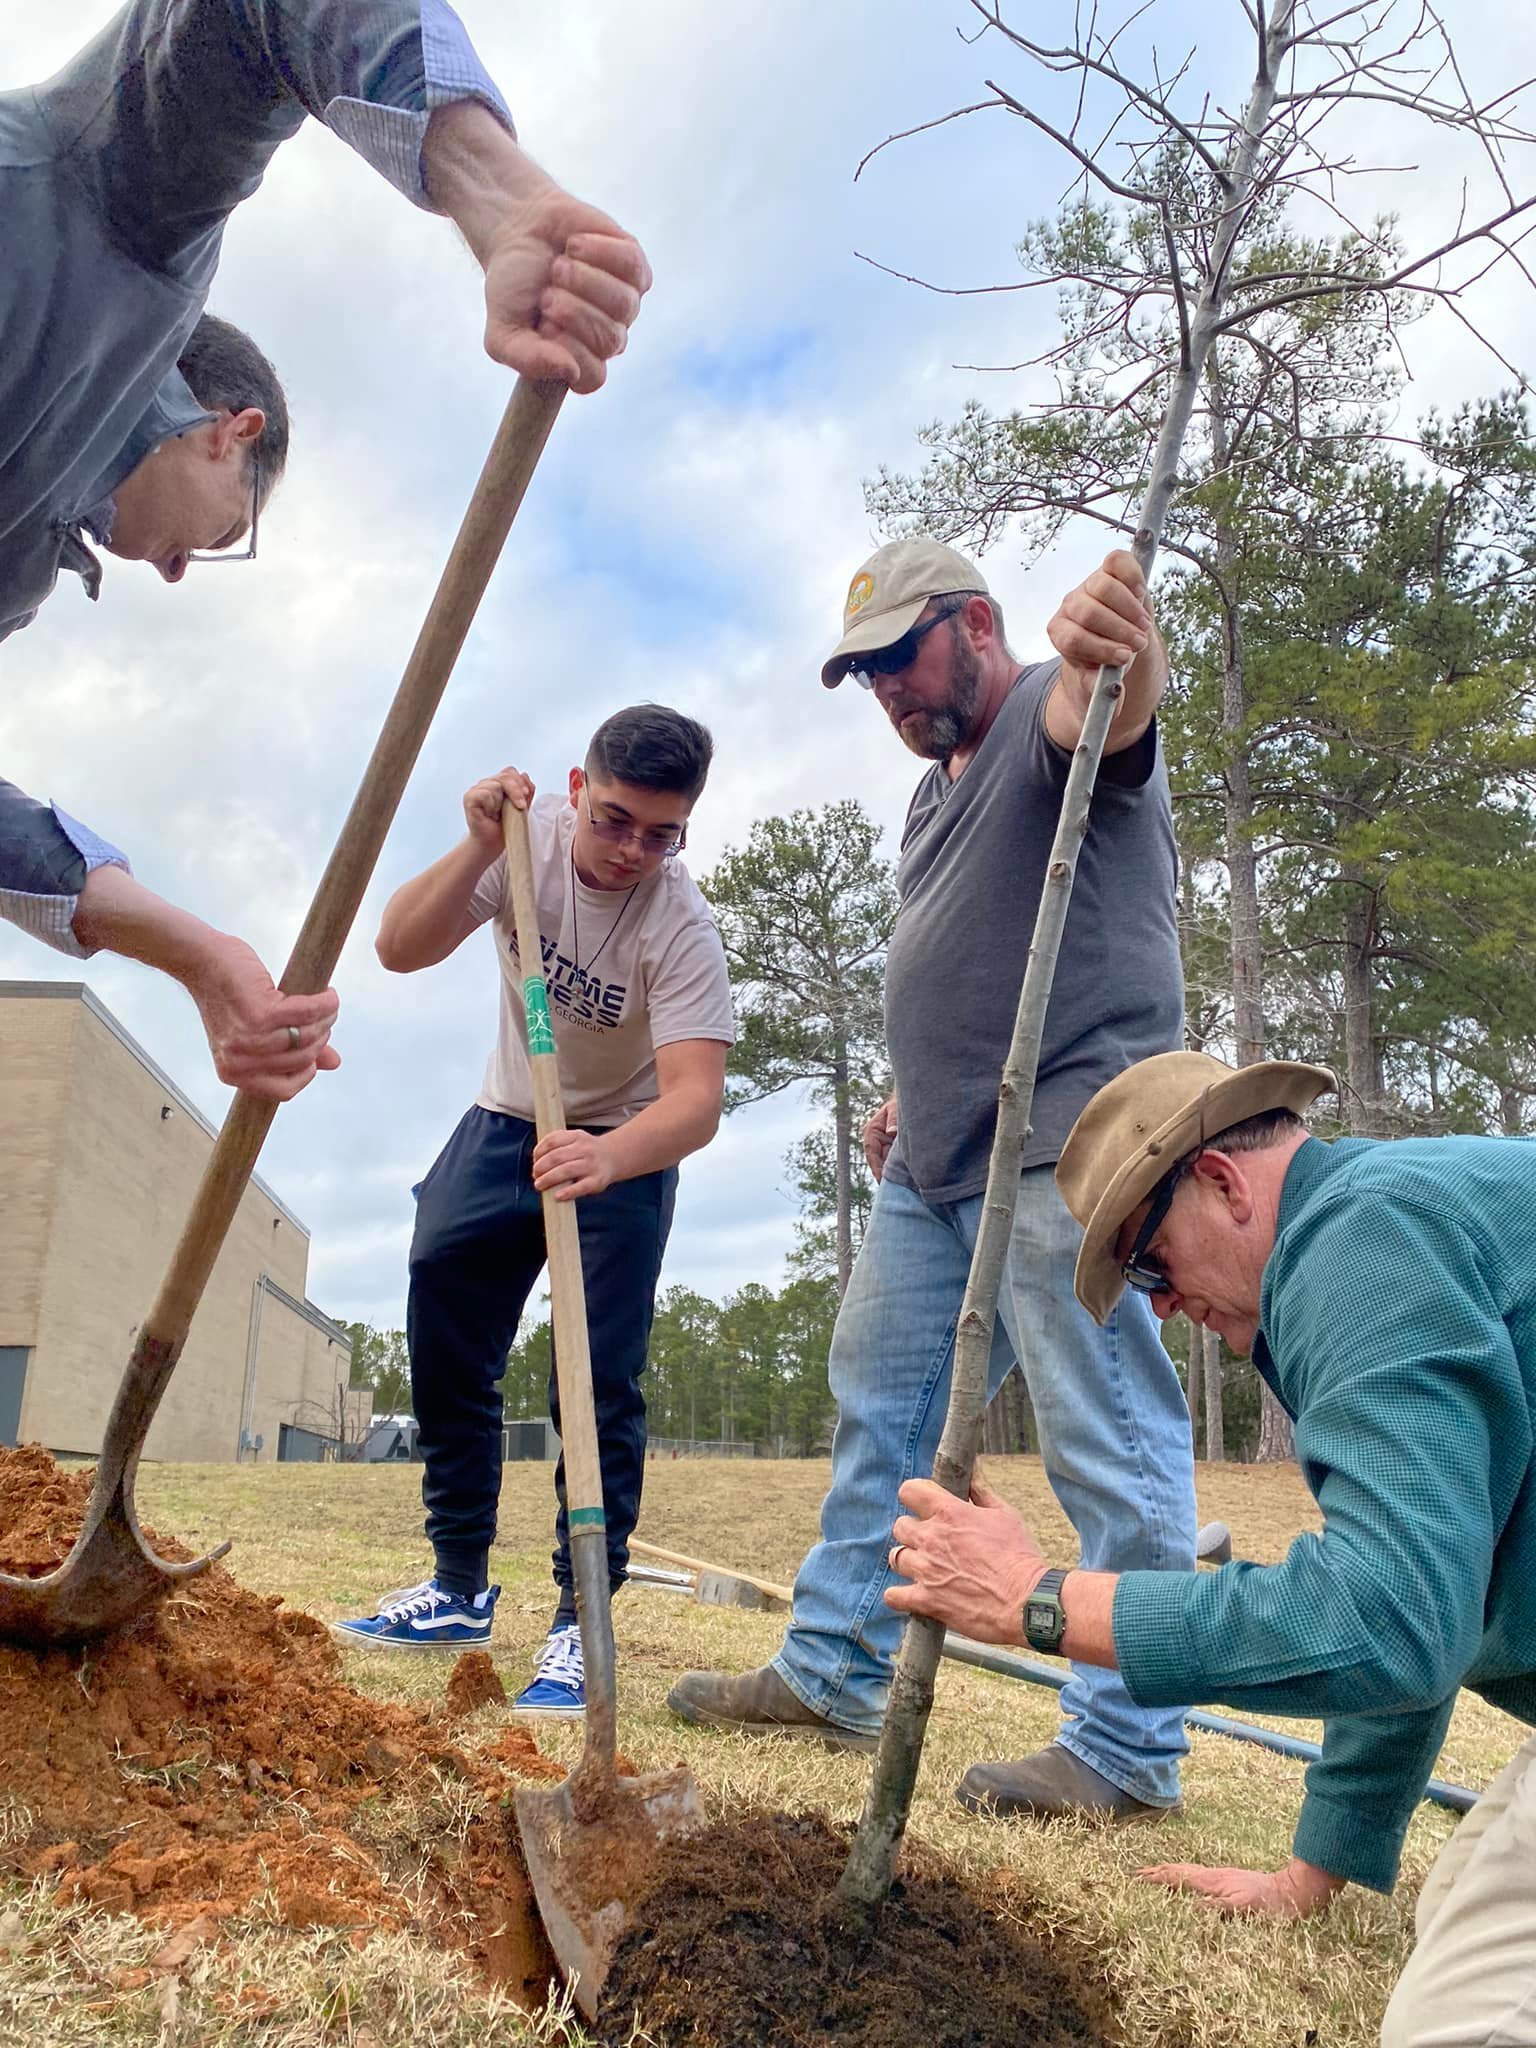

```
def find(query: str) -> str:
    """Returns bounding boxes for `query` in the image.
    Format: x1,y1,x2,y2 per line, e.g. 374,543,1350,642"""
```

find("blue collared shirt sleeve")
0,782,130,959
34,0,513,287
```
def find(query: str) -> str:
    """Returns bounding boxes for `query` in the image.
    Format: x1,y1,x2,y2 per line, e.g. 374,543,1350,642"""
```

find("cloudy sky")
3,0,1533,1331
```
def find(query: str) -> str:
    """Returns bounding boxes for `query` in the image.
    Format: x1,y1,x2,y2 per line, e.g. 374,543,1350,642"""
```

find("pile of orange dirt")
0,1445,563,2002
595,1811,1122,2048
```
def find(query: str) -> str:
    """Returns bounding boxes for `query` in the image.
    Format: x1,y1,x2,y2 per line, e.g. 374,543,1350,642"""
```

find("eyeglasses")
583,792,686,859
188,447,260,565
1120,1158,1192,1296
844,594,970,690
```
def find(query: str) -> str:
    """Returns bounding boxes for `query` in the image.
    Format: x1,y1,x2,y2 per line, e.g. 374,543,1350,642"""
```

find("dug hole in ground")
0,1444,1130,2047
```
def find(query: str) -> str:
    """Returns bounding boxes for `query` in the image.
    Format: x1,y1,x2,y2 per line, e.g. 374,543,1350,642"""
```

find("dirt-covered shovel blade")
514,1769,706,2019
0,378,568,1651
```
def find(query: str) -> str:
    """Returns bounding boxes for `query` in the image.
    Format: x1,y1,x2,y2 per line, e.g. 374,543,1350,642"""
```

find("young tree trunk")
834,6,1297,1916
1202,1326,1226,1463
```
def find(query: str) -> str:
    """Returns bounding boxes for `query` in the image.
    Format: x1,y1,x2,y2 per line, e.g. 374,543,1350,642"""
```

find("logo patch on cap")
845,572,875,622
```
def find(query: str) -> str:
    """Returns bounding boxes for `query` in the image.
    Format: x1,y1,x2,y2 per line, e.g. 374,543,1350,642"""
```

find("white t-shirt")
467,794,735,1129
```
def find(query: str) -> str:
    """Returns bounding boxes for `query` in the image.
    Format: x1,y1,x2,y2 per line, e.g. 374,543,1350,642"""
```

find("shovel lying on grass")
499,800,706,2021
0,378,567,1651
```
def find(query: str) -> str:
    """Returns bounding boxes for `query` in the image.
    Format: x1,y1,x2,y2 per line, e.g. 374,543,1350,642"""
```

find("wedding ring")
286,1025,301,1051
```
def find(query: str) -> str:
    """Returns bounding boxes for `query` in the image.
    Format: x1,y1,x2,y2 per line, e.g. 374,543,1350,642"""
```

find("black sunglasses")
1120,1158,1192,1296
845,594,971,689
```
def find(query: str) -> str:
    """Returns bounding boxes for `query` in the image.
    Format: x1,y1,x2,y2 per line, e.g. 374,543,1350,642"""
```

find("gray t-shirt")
883,658,1183,1202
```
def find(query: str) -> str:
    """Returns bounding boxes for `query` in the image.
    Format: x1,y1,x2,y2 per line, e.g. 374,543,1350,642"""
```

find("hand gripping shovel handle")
104,380,569,1492
501,800,619,1784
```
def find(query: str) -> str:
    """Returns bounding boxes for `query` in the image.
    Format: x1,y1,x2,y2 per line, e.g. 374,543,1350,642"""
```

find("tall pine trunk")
1203,1326,1226,1463
1208,356,1291,1460
1185,1318,1203,1452
1207,355,1267,1069
1341,863,1388,1136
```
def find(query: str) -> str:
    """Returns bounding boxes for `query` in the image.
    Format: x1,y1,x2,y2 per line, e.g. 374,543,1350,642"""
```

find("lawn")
0,1453,1525,2047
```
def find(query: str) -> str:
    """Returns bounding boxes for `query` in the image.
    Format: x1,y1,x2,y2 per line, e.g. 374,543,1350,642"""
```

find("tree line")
343,1275,843,1461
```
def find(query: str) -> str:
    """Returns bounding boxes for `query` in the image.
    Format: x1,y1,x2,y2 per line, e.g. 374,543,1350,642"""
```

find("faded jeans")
772,1167,1195,1804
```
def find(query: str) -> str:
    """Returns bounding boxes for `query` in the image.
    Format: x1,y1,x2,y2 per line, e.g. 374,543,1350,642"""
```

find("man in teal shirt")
887,1051,1534,2048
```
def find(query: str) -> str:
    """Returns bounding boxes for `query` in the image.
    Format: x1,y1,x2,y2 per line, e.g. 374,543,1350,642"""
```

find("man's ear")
567,766,584,809
1193,1149,1255,1226
211,407,265,458
961,592,995,652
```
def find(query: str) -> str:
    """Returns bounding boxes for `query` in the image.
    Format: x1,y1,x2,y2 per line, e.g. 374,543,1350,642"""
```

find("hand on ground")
1137,1857,1345,1919
884,1473,1046,1643
532,1129,616,1202
187,937,340,1101
483,185,651,393
464,769,534,856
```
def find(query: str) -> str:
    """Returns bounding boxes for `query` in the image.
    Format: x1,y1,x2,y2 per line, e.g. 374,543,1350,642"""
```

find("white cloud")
3,0,1533,1329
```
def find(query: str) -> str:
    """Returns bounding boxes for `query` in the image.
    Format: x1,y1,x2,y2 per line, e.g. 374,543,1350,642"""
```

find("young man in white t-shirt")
336,706,734,1712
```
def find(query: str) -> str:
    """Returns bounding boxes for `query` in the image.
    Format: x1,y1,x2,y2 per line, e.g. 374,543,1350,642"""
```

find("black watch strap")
1023,1568,1069,1655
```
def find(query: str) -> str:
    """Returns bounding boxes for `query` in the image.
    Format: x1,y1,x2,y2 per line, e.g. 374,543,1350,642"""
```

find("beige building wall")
0,990,76,1353
0,982,349,1461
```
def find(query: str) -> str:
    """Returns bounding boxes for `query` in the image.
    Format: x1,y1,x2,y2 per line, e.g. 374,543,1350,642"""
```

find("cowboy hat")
1056,1051,1337,1325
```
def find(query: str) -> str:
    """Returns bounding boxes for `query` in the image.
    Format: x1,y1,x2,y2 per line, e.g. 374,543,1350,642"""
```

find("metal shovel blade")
515,1765,706,2020
0,1332,229,1649
0,1474,227,1648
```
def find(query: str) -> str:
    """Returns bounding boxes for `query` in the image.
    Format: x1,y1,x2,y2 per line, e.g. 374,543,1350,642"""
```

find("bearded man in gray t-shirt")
670,539,1197,1824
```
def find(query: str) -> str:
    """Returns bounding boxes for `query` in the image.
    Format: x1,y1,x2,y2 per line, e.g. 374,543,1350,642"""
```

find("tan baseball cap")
1055,1052,1337,1325
821,538,989,688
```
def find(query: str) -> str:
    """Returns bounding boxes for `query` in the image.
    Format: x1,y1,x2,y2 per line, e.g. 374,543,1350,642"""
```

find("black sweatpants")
406,1105,677,1604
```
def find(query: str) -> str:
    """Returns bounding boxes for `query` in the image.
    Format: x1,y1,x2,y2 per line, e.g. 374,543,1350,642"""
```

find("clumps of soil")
445,1650,507,1718
595,1810,1117,2048
0,1446,561,2002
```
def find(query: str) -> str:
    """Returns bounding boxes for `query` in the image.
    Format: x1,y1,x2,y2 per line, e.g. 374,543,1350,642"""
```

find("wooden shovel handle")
499,801,605,1523
138,380,567,1355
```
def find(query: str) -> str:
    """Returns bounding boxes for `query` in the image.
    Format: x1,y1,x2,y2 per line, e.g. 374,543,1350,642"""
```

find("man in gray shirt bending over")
1,0,648,1101
670,539,1196,1823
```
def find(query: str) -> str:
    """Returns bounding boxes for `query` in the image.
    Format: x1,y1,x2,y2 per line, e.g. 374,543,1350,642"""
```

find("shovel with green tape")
498,798,705,2020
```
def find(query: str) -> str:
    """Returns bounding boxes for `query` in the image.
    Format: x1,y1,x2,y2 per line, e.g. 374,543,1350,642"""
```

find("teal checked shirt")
1112,1134,1536,1892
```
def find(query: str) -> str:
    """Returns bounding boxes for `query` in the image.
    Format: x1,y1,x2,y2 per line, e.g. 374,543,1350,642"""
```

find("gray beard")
894,632,983,761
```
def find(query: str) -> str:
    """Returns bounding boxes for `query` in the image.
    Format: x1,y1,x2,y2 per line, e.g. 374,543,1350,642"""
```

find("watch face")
1027,1598,1053,1630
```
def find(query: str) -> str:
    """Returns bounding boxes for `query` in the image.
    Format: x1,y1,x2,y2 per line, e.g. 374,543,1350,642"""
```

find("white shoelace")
375,1576,435,1611
376,1580,454,1623
534,1625,585,1688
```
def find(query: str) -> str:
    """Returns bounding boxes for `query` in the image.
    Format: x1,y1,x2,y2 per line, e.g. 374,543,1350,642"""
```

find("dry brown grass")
0,1454,1525,2047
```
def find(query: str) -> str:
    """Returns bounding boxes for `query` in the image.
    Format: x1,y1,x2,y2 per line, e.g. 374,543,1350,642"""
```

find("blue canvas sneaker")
332,1578,500,1651
512,1622,586,1716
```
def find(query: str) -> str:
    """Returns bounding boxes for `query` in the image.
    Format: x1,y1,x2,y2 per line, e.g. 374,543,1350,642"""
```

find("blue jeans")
408,1106,677,1601
773,1167,1195,1804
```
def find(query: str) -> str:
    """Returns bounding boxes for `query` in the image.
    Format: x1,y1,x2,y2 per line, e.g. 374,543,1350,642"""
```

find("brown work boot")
956,1742,1178,1823
667,1664,878,1755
